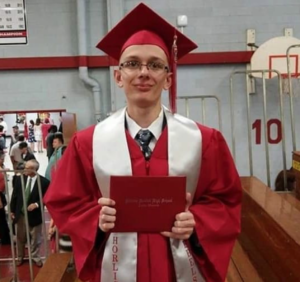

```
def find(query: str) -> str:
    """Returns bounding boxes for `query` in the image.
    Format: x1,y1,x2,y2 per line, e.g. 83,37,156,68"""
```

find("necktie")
22,178,32,214
135,129,153,160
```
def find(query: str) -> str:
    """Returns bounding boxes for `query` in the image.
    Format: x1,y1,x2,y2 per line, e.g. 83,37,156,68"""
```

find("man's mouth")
135,84,152,91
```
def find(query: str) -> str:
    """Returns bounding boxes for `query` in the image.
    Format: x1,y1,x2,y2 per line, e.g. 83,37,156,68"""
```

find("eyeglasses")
119,60,169,74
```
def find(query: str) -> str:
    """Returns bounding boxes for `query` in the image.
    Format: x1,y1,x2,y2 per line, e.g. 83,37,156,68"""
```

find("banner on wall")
0,0,27,44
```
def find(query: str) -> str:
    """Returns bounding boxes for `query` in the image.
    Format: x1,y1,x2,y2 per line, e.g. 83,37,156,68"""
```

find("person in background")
0,116,7,148
0,152,10,245
47,113,54,125
45,4,242,282
0,125,5,153
10,125,20,151
58,116,63,133
18,142,36,169
47,146,72,254
34,118,43,153
41,118,51,150
0,116,7,134
46,125,58,161
10,135,26,170
45,132,65,181
24,121,29,140
275,168,296,192
10,159,50,267
28,120,36,153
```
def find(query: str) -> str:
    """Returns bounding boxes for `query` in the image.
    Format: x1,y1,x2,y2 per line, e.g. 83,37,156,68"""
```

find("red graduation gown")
44,123,242,282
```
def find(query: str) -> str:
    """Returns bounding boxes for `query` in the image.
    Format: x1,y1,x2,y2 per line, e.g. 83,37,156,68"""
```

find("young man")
45,125,58,161
18,142,36,169
10,135,26,170
10,125,20,151
45,3,242,282
11,125,20,144
45,132,65,181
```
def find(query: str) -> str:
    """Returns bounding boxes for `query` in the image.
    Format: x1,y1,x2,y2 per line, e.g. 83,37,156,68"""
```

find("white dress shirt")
0,120,7,133
26,175,39,207
26,175,37,192
126,108,164,151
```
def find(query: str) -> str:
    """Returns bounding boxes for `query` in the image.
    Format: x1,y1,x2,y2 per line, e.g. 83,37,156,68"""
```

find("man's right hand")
98,197,116,232
11,213,15,220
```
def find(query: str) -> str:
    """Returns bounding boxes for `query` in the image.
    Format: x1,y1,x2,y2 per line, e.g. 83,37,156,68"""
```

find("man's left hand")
161,192,195,240
27,203,38,211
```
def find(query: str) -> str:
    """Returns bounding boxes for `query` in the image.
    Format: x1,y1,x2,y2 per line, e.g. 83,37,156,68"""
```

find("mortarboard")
96,3,197,113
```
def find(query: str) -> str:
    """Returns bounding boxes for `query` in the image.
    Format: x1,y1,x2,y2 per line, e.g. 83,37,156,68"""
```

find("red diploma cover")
110,176,186,232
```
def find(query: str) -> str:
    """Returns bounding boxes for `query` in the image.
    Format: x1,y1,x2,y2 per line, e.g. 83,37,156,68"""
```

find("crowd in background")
0,113,69,264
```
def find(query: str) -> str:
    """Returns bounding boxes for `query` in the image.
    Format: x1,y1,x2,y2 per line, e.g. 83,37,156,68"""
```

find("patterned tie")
22,178,32,214
135,129,154,160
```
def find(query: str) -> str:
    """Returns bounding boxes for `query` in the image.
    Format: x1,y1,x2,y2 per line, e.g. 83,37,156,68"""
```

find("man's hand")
27,203,38,211
48,226,56,240
161,192,195,240
11,213,15,220
98,197,116,232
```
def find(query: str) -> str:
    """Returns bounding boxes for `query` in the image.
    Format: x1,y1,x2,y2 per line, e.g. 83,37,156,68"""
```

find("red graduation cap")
96,3,197,113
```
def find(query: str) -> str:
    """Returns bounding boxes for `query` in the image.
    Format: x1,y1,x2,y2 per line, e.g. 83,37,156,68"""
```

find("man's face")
20,147,27,154
114,44,172,109
24,163,35,177
52,139,62,149
13,128,19,134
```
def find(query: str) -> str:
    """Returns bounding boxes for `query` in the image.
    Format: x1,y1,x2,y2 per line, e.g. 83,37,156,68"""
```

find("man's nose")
139,64,150,75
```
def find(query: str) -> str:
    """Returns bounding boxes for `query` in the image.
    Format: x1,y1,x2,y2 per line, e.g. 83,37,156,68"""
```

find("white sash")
93,106,205,282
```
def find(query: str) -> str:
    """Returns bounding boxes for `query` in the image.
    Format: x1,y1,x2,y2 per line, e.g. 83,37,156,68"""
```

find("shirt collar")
27,175,37,184
126,108,164,140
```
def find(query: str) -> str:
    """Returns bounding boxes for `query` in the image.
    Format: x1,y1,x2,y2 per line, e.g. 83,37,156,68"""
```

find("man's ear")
163,72,172,90
114,69,123,88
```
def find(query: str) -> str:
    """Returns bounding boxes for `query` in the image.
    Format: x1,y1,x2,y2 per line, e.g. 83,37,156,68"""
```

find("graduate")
45,3,242,282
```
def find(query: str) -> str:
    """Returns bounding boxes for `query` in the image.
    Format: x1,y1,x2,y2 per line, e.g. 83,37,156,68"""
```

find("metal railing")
230,70,287,188
177,95,223,132
286,44,300,152
0,168,49,282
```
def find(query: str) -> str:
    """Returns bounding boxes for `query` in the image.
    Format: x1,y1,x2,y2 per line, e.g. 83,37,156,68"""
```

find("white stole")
93,106,205,282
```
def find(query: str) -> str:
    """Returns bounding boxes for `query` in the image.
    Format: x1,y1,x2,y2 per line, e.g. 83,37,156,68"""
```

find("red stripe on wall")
0,51,254,71
179,51,254,65
0,109,66,114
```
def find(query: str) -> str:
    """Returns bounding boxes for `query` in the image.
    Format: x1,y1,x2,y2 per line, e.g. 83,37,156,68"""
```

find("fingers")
185,192,192,211
27,204,35,211
98,197,115,206
98,197,117,232
100,214,116,223
161,231,192,240
171,226,194,234
161,210,195,240
101,222,115,231
174,218,195,228
100,205,116,216
175,211,194,221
